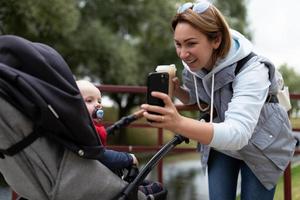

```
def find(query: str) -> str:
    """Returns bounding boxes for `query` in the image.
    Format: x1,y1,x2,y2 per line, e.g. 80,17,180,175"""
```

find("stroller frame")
105,114,189,200
119,135,189,200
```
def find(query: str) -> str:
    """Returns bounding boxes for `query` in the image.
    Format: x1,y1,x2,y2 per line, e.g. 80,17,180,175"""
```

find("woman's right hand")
141,91,183,134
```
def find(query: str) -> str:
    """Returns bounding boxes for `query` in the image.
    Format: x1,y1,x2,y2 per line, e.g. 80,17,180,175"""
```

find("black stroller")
0,35,188,200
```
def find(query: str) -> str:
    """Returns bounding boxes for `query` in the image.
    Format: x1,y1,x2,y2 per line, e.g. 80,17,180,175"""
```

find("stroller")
0,35,188,200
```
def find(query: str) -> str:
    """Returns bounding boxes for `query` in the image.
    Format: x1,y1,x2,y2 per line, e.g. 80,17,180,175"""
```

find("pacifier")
92,108,104,120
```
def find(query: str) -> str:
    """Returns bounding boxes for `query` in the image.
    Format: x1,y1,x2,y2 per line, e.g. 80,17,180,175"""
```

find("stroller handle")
119,134,189,200
106,110,144,135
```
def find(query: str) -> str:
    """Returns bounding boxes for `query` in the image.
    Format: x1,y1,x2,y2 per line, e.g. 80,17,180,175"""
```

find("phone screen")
147,72,169,107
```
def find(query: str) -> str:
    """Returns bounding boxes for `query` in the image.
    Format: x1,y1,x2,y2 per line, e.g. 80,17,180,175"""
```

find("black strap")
235,52,257,75
0,129,41,159
265,94,279,103
234,52,278,104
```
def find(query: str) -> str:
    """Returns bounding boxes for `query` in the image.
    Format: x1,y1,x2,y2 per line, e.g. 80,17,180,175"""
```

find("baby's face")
81,86,102,117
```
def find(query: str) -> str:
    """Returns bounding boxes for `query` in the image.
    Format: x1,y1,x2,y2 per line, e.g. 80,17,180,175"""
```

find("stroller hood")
0,35,104,159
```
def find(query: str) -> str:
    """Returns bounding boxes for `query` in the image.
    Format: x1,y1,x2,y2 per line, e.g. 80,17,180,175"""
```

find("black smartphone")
147,71,169,108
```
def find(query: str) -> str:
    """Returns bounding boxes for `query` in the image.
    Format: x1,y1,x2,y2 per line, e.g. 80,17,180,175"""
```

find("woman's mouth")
184,58,197,64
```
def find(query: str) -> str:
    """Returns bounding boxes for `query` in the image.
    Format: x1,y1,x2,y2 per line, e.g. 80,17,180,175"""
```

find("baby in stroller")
0,35,166,200
76,79,165,196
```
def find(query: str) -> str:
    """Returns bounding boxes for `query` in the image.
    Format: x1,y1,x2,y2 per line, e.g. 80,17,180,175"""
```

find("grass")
291,117,300,129
273,164,300,200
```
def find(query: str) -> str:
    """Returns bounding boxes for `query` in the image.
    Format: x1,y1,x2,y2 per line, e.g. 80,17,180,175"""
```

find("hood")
0,35,104,159
182,30,253,122
183,29,253,79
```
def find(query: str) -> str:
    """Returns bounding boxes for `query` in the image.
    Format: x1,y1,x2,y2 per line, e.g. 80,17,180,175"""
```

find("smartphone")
147,71,169,108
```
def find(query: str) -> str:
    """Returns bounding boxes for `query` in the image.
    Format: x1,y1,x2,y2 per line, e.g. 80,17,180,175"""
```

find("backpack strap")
235,52,257,75
234,52,278,104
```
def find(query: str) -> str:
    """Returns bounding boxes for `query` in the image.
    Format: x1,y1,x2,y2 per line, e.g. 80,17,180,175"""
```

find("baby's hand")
133,109,144,119
130,153,139,166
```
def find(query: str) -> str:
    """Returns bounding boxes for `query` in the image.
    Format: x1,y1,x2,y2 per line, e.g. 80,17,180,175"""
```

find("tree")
214,0,252,39
71,0,179,118
0,0,80,46
0,0,251,120
72,0,251,118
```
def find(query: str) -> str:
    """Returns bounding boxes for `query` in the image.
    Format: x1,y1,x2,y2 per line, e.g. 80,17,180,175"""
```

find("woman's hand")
141,91,183,133
141,91,214,145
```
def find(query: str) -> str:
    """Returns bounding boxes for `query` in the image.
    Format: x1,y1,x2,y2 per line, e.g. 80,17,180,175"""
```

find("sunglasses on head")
177,1,211,14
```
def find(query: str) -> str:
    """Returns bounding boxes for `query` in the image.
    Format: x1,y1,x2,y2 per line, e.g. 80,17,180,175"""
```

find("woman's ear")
212,33,222,49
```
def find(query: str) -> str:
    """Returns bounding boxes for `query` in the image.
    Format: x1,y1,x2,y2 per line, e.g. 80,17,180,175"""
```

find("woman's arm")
141,91,214,145
142,62,270,150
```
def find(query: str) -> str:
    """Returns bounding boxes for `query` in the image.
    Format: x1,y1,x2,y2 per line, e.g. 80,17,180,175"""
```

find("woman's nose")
179,49,190,59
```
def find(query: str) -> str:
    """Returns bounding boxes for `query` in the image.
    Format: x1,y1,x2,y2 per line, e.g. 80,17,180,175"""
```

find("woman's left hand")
141,91,182,133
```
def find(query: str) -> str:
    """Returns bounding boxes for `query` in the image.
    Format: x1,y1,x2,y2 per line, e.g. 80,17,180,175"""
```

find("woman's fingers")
141,90,182,129
141,103,165,117
133,109,145,119
150,91,173,106
142,111,165,124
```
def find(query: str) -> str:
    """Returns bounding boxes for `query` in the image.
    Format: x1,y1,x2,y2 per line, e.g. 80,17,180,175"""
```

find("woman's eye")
174,42,181,48
187,42,196,47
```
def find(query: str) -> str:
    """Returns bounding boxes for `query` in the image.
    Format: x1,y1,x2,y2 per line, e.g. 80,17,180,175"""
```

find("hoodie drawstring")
209,73,215,122
193,73,215,123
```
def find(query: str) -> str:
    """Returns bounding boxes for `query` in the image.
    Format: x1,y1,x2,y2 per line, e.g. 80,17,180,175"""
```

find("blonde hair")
172,4,231,66
76,80,101,95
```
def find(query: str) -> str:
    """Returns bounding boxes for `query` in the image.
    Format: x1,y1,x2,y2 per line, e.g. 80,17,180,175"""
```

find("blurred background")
0,0,299,199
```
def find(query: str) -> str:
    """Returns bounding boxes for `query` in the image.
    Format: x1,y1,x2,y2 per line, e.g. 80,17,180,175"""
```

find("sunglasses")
177,1,211,14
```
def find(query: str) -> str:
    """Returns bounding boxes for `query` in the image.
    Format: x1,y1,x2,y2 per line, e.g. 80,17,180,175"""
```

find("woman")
141,1,296,199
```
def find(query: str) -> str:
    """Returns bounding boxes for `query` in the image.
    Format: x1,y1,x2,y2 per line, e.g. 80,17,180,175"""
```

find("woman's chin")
188,64,199,71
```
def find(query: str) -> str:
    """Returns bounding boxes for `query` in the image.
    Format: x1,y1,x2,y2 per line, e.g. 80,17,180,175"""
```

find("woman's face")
174,22,220,71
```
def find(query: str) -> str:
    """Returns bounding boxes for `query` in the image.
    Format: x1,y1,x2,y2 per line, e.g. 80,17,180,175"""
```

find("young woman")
141,1,296,199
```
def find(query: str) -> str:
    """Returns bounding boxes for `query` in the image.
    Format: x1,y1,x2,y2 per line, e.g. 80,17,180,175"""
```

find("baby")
76,80,107,145
76,80,138,171
76,80,165,197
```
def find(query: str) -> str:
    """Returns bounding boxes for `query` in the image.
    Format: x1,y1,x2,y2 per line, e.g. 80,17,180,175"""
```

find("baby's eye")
98,99,102,104
85,98,93,103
